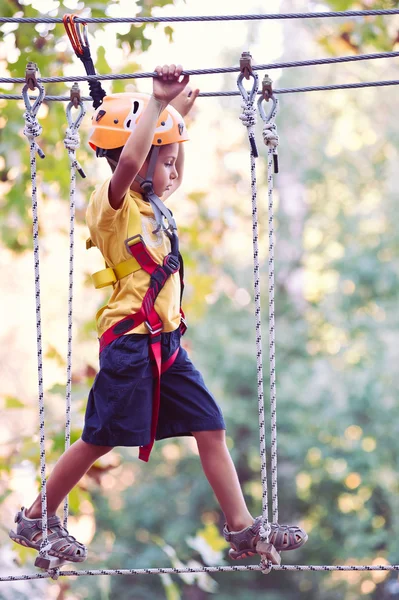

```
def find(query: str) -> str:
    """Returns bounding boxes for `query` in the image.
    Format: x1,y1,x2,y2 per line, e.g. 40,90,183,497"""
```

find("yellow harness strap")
86,197,143,289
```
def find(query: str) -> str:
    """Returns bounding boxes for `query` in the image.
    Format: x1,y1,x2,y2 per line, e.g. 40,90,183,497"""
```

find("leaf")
159,574,181,600
164,26,174,42
197,523,229,552
5,396,24,408
96,45,111,76
66,486,92,514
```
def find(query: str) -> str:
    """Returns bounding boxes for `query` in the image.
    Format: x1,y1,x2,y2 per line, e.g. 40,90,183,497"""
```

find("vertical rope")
22,82,51,558
262,101,280,523
62,98,86,528
237,72,270,545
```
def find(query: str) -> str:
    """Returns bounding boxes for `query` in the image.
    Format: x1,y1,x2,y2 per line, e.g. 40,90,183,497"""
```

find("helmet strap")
135,145,160,189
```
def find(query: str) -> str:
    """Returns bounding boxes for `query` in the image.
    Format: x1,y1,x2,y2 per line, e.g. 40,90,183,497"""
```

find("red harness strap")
98,238,183,462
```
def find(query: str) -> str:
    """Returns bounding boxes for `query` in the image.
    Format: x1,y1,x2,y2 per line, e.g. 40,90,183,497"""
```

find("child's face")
152,143,179,197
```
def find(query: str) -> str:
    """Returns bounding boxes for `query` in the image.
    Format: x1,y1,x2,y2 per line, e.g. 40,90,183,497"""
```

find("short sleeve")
86,178,130,245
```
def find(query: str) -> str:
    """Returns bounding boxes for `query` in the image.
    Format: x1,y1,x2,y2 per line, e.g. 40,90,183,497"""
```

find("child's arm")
162,86,200,201
109,64,189,210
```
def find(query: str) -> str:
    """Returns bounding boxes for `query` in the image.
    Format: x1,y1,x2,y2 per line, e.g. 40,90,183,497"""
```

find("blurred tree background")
0,0,399,599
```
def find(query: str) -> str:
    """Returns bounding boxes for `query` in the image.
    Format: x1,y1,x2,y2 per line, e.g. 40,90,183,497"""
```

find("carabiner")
75,19,89,53
63,14,87,56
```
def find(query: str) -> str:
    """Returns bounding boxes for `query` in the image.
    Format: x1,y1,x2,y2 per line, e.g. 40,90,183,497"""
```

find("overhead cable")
1,79,398,102
1,50,399,86
1,9,399,24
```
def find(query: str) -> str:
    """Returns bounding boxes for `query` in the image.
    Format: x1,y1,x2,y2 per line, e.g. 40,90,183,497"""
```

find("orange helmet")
88,92,188,152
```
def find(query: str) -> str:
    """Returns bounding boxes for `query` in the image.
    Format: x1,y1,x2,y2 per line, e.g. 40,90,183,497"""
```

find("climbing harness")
87,205,186,461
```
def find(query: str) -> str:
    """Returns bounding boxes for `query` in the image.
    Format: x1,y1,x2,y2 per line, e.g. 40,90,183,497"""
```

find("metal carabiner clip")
75,17,89,53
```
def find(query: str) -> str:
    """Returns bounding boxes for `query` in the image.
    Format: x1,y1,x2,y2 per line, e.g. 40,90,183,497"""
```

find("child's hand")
153,64,189,106
170,86,200,118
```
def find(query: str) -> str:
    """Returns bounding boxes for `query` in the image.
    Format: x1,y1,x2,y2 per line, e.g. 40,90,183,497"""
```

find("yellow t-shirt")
86,178,181,337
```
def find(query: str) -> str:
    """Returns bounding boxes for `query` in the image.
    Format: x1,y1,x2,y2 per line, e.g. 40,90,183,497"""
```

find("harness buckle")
125,234,144,253
145,321,163,335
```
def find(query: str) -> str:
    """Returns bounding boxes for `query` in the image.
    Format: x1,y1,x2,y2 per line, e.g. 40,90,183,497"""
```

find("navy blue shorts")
82,328,225,447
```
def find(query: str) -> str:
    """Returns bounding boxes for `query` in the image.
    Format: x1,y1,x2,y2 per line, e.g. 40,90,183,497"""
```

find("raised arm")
109,64,189,210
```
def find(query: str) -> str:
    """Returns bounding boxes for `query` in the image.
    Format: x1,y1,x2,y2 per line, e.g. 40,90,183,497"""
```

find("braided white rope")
239,102,257,126
262,121,279,150
62,102,86,529
238,73,271,559
2,562,399,582
239,99,258,158
262,100,280,523
22,84,51,558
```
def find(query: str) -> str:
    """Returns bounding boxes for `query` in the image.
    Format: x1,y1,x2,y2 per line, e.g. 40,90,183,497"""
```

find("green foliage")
0,0,177,252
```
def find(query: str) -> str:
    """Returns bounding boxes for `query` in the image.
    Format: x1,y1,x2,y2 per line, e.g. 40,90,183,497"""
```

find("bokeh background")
1,0,399,598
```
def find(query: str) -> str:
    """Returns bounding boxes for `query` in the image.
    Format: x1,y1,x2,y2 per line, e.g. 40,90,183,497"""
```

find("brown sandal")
223,517,308,560
9,507,87,563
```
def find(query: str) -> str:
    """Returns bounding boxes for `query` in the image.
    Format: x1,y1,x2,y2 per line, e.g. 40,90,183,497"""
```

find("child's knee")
79,438,113,456
192,429,226,446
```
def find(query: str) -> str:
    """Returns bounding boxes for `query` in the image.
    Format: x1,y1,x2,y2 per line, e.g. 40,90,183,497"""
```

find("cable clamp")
240,51,253,80
261,74,274,102
25,62,39,91
70,82,81,108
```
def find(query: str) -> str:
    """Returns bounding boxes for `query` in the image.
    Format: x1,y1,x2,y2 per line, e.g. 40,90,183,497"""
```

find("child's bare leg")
26,438,113,519
192,430,253,531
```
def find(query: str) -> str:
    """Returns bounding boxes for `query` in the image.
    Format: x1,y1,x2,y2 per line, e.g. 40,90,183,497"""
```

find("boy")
10,64,307,563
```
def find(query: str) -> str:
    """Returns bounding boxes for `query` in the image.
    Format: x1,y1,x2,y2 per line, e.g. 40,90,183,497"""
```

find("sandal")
9,507,87,563
269,522,308,552
223,516,308,560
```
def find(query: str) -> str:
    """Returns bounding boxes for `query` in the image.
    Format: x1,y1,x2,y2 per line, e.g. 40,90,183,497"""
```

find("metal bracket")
70,82,81,108
256,539,281,568
25,62,39,91
34,554,66,573
261,74,274,102
240,51,253,80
